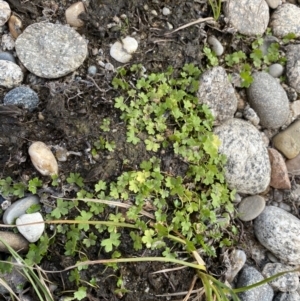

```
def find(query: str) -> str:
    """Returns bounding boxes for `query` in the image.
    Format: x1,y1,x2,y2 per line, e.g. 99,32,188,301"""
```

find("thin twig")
183,275,198,301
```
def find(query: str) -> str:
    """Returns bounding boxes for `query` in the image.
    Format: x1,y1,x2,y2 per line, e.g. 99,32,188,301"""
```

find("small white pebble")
167,22,173,30
105,62,114,71
120,14,127,20
162,7,171,16
207,36,224,56
143,4,149,10
87,65,97,75
268,63,284,78
151,10,158,16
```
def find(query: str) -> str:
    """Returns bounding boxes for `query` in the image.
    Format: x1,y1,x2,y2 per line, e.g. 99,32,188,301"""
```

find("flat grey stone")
3,86,39,112
224,0,269,36
254,206,300,265
214,118,271,194
236,266,274,301
0,51,15,63
262,263,299,292
247,72,289,129
16,212,45,243
15,22,88,78
0,60,23,88
0,231,29,253
269,63,284,78
286,44,300,93
197,67,237,125
3,195,40,224
270,3,300,38
274,292,300,301
238,195,265,221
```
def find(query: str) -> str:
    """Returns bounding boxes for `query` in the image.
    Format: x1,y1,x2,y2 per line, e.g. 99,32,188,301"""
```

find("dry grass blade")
0,278,21,301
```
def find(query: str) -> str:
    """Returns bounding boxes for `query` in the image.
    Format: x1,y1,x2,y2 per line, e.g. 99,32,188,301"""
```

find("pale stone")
0,0,11,26
285,153,300,175
291,100,300,118
0,231,29,253
28,141,58,176
0,60,23,88
8,15,22,39
65,1,85,28
225,249,247,282
207,36,224,56
110,36,138,63
238,195,265,221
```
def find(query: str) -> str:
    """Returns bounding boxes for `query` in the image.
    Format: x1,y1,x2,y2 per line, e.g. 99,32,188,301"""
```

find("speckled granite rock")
15,22,88,78
236,266,274,301
197,67,237,125
270,4,300,38
274,292,300,301
247,72,290,129
214,119,270,194
0,60,23,88
286,45,300,93
224,0,269,36
254,206,300,265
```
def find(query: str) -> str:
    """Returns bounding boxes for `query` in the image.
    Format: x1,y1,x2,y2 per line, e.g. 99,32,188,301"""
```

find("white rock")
28,141,58,176
0,60,23,88
268,63,284,78
110,36,138,63
162,7,171,16
65,1,85,28
0,0,11,26
16,213,45,243
1,33,15,50
207,36,224,56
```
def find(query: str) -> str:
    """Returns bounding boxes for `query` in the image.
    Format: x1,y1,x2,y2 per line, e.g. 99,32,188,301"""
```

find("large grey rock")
270,4,300,38
3,195,40,225
214,119,271,194
286,45,300,93
236,266,274,301
254,206,300,265
262,263,299,292
15,22,88,78
0,60,23,88
274,292,300,301
224,0,269,36
197,67,237,125
4,86,39,112
247,72,290,129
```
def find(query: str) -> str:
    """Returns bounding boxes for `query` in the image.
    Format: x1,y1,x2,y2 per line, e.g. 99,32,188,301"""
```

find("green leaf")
28,177,43,194
101,232,121,252
51,198,69,219
142,229,155,248
67,173,84,188
95,180,107,192
74,286,87,301
75,211,93,231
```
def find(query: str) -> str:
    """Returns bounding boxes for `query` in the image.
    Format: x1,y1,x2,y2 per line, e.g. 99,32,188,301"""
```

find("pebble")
278,202,292,212
285,153,300,175
272,119,300,159
197,67,237,125
243,105,260,126
162,7,171,16
0,0,11,26
290,100,300,119
224,0,269,36
273,189,284,202
214,118,271,194
254,206,300,265
247,72,290,129
270,3,300,38
262,263,299,292
268,63,284,78
87,65,97,76
3,86,39,112
15,22,88,78
265,0,282,8
0,231,29,253
110,36,138,63
28,141,59,176
0,51,15,63
268,148,291,189
225,249,247,282
0,60,23,88
16,212,45,243
65,1,85,28
236,266,274,301
105,62,114,71
286,45,300,93
3,195,40,224
1,33,15,50
274,292,300,301
207,36,224,56
8,15,22,39
238,195,266,222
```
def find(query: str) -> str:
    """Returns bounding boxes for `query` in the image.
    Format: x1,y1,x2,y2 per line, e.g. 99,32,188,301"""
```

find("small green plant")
100,118,111,132
208,0,222,20
203,45,219,66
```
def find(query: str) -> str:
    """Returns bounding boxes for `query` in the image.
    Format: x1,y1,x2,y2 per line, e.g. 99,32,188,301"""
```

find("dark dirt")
0,1,245,300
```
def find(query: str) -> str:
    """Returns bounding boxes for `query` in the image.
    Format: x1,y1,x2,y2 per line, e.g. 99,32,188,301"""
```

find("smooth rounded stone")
16,212,45,243
214,119,271,194
225,249,247,283
87,65,97,76
0,60,23,88
0,231,29,253
268,148,291,189
291,100,300,119
8,15,22,39
269,64,284,78
262,263,299,292
162,7,171,16
290,185,300,202
207,36,224,56
254,206,300,265
15,22,88,78
286,45,300,93
1,33,15,50
270,4,300,38
236,266,274,301
0,51,15,63
285,153,300,175
272,120,300,159
224,0,269,36
110,36,138,63
3,195,40,225
3,86,39,112
197,67,237,125
28,141,58,176
274,292,300,301
247,72,290,129
243,105,260,126
0,0,11,26
65,1,85,28
267,252,280,263
265,0,281,8
238,195,265,222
